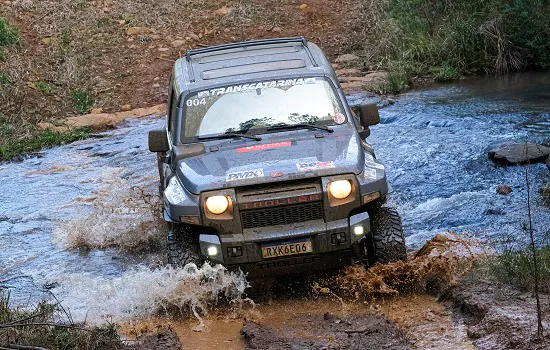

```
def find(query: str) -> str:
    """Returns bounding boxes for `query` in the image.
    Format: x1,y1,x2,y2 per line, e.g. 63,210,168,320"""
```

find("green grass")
71,88,93,113
0,122,90,161
35,81,54,95
0,17,21,60
0,73,11,87
489,245,550,292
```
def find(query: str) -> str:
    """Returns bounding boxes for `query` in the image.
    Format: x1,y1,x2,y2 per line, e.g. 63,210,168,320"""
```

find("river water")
1,73,549,323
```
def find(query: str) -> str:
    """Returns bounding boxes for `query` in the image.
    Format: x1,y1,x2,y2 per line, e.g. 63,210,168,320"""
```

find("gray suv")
149,37,406,277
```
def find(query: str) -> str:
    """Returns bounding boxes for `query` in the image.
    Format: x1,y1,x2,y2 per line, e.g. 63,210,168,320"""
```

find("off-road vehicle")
149,37,406,277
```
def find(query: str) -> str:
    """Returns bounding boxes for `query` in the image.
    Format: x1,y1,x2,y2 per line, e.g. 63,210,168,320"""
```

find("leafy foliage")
350,0,550,91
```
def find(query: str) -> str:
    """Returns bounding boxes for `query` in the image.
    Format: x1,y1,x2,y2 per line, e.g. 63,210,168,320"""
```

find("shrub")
349,0,550,84
71,88,93,113
0,17,20,59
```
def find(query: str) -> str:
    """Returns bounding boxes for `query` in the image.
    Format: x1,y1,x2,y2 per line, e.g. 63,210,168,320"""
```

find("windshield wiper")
267,123,334,133
198,132,262,141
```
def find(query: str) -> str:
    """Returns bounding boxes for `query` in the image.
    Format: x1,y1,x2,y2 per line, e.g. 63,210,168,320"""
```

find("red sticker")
237,141,291,153
333,113,346,124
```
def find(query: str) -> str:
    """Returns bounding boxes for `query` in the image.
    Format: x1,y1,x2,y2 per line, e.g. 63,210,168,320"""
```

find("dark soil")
446,276,550,350
124,331,182,350
241,313,412,350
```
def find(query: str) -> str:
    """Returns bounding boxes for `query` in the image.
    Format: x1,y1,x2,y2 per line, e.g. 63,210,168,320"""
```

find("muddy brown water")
1,72,549,347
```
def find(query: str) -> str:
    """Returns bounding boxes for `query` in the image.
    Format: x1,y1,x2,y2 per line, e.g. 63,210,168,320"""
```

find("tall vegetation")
349,0,550,91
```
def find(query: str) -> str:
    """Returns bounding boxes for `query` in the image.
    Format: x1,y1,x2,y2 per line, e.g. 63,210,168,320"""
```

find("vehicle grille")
241,201,323,229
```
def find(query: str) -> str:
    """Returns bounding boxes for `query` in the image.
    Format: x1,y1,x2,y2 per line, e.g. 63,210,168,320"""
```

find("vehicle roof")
173,37,335,94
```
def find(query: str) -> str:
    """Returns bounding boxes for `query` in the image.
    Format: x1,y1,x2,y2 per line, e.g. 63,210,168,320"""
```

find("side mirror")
149,129,169,152
356,103,380,128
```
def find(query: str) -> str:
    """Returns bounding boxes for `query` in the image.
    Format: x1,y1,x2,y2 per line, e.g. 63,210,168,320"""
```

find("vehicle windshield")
182,77,345,142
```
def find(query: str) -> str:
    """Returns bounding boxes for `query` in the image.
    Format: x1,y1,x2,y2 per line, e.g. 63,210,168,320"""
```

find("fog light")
227,246,243,257
353,226,365,236
207,246,218,256
331,232,346,244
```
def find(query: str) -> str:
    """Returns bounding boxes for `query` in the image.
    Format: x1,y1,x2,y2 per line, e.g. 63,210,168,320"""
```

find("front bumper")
197,210,371,277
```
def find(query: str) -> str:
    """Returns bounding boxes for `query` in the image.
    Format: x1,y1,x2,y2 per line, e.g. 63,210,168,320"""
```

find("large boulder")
488,142,550,164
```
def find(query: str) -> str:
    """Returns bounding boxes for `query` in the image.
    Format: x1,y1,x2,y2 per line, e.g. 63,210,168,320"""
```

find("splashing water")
53,168,165,252
329,233,489,297
50,263,250,326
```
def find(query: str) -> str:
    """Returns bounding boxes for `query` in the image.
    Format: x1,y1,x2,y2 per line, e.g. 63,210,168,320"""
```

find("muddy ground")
119,235,550,350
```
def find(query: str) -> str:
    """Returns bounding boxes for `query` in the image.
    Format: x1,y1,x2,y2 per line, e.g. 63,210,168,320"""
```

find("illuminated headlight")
207,246,218,256
353,226,365,236
328,180,352,199
205,195,229,215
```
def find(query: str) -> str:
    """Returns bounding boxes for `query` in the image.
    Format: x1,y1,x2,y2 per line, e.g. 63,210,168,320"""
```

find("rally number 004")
186,98,206,107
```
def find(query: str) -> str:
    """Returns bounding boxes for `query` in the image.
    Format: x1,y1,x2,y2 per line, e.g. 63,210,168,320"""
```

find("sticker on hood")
237,141,291,153
226,168,264,181
296,161,335,172
333,113,346,124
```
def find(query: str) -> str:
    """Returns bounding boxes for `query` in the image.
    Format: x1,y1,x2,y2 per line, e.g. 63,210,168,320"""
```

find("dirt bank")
446,276,550,349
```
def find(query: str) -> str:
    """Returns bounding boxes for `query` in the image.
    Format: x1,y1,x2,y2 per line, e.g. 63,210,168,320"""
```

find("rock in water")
496,185,513,195
488,142,550,164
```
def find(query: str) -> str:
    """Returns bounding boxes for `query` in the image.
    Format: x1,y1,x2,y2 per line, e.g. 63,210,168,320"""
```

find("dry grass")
0,0,351,160
0,290,121,349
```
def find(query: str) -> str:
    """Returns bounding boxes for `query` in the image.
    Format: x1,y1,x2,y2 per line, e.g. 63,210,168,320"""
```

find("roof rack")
185,36,309,61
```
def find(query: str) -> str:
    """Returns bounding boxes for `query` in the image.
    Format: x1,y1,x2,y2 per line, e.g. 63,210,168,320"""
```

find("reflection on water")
1,73,549,322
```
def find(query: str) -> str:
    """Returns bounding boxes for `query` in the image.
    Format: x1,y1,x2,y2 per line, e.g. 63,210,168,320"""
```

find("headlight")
205,195,229,215
328,180,352,199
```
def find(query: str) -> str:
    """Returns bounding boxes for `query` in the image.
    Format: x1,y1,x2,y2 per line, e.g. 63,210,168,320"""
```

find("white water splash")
50,263,250,325
53,169,165,252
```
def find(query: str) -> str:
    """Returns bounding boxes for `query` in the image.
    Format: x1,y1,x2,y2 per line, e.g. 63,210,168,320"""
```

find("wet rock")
126,27,154,36
496,184,513,195
488,142,550,164
546,155,550,171
335,54,360,63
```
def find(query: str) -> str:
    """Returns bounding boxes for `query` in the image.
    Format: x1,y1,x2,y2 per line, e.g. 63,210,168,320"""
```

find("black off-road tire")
167,224,202,267
367,207,407,265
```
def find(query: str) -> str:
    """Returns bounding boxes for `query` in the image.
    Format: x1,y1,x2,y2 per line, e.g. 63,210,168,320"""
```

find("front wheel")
167,224,202,267
367,207,407,265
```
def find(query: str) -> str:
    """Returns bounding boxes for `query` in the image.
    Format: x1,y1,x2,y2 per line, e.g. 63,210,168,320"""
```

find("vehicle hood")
177,126,365,194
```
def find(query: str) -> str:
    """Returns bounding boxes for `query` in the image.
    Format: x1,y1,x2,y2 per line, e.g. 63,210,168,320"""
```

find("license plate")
262,240,313,259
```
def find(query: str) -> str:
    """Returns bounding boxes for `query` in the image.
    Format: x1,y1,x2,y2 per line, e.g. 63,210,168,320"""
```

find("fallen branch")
344,328,376,334
8,345,50,350
0,323,94,332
